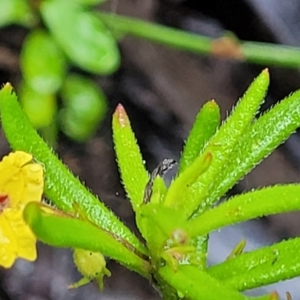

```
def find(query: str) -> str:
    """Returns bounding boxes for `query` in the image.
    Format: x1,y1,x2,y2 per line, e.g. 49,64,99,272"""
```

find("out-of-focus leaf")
0,0,35,28
20,29,66,94
65,0,106,5
40,1,120,74
61,75,107,121
19,82,56,129
59,110,91,142
59,74,107,142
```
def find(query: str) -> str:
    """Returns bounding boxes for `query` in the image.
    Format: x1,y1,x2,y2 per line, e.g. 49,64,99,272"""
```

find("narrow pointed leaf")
179,69,269,216
188,184,300,238
208,238,300,291
24,202,150,278
148,176,167,204
113,104,149,212
0,84,147,256
159,264,249,300
208,89,300,204
179,100,220,173
163,152,212,215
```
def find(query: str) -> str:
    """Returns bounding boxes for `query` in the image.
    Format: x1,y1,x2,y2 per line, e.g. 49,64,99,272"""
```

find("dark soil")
1,1,300,299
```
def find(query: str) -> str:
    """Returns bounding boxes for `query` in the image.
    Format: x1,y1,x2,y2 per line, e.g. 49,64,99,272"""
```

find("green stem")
97,12,300,68
242,41,300,67
97,12,211,53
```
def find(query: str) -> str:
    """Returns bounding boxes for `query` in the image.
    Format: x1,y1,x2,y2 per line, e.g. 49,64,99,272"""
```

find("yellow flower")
0,151,44,268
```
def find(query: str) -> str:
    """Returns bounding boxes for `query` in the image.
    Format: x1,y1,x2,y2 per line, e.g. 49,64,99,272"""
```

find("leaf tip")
261,68,270,80
1,82,13,93
113,103,129,128
262,67,269,73
207,99,218,107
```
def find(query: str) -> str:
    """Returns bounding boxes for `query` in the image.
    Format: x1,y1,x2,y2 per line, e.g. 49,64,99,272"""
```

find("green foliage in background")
1,70,300,299
3,0,300,145
2,0,117,143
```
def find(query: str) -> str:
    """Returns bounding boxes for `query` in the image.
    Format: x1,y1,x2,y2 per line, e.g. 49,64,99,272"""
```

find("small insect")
143,158,176,204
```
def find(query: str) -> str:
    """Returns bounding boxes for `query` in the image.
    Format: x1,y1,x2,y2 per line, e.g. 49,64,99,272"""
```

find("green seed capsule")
71,249,111,290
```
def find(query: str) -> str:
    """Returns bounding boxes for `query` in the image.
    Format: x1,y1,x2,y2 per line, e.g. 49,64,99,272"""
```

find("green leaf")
163,152,212,216
136,203,188,261
208,238,300,291
0,0,35,27
147,176,167,204
208,89,300,204
159,264,249,300
24,202,150,278
19,82,57,129
183,69,269,217
187,184,300,238
20,29,66,94
175,99,220,262
179,100,220,173
40,0,120,74
143,159,175,204
0,83,148,256
59,74,107,142
112,104,149,212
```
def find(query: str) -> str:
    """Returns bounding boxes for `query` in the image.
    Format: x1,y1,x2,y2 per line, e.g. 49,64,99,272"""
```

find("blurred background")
1,0,300,299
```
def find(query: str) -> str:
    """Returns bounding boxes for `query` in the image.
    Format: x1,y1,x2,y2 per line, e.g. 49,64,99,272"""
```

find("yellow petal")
0,208,37,268
0,151,44,207
0,151,43,268
0,213,18,268
3,207,37,261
